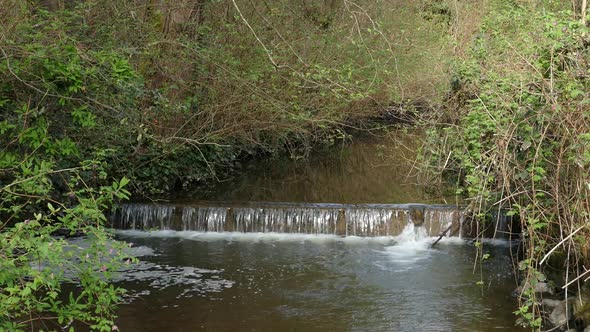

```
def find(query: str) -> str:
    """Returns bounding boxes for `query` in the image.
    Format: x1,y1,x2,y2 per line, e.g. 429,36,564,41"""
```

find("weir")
111,202,469,237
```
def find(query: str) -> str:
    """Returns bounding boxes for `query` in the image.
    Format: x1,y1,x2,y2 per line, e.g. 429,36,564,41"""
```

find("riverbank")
420,0,590,330
0,0,455,197
0,2,456,329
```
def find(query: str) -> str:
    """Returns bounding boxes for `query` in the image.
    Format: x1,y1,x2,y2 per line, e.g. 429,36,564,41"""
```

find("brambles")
422,0,590,329
0,115,133,330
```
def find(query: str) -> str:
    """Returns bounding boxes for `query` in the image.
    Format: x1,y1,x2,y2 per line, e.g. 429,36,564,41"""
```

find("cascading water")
111,202,464,238
118,204,176,230
395,222,430,244
385,222,433,263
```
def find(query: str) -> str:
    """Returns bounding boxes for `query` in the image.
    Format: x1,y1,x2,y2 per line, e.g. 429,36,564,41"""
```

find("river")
109,130,525,331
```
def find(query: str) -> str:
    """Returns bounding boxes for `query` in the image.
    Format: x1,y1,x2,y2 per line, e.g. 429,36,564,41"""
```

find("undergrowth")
422,0,590,329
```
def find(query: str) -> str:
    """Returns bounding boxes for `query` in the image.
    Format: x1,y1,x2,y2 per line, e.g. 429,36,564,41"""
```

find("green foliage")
0,103,132,330
0,0,459,196
423,0,590,329
421,0,452,27
0,9,137,329
0,179,131,331
513,261,547,328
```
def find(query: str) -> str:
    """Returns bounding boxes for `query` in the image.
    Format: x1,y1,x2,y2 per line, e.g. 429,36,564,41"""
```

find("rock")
549,302,569,326
336,209,346,236
511,287,521,297
408,205,425,227
544,250,568,289
513,281,555,297
543,299,562,309
549,292,590,330
535,282,555,295
549,299,573,327
575,287,590,324
51,228,85,238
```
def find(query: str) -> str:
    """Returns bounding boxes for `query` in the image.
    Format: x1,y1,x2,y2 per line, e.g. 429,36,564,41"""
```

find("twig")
540,223,588,265
231,0,279,69
1,167,82,191
431,223,453,248
562,266,590,289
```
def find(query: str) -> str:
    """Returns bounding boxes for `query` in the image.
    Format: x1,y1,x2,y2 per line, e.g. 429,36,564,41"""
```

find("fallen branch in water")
430,224,453,248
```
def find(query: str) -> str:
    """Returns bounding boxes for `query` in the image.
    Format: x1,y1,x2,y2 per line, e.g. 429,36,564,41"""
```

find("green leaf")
119,177,130,188
71,106,97,128
21,287,31,297
0,120,16,135
570,89,584,98
506,210,517,216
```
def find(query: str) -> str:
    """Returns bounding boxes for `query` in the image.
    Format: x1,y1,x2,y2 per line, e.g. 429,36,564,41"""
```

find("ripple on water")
115,262,234,303
111,229,522,332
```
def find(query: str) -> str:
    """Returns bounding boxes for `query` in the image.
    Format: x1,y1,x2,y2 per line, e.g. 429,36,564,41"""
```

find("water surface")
113,229,524,332
182,131,455,204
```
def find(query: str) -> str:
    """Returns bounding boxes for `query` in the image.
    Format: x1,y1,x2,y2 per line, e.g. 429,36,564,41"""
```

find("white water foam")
383,223,433,265
114,229,396,245
382,224,468,272
116,263,234,302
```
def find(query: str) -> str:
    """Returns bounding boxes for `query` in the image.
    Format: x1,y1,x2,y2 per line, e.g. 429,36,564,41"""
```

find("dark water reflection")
186,131,453,204
113,232,525,332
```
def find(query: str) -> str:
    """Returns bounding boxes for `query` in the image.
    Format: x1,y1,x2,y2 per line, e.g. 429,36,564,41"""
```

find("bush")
423,1,590,328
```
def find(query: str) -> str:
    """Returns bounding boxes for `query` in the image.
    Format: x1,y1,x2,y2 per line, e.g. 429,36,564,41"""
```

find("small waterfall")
459,209,518,239
116,204,177,230
111,202,465,237
344,208,398,236
181,207,227,232
231,207,341,234
422,208,463,237
396,223,429,244
383,223,433,265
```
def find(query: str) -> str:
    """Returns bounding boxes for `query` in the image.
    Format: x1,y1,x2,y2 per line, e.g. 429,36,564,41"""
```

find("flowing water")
111,202,467,237
109,131,524,331
111,228,524,331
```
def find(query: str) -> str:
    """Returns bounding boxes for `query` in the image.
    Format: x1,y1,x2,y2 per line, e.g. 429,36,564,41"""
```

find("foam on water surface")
114,229,397,245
